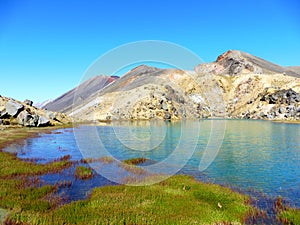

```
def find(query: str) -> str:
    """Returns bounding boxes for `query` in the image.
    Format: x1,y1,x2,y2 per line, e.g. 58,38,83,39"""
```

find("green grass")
0,151,72,177
0,127,74,224
75,165,94,180
278,208,300,224
123,157,148,165
8,175,253,225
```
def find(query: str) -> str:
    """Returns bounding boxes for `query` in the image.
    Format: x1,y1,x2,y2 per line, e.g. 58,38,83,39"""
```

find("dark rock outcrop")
217,50,263,75
260,89,300,105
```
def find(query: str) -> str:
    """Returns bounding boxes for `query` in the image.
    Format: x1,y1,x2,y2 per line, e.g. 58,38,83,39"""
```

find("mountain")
51,50,300,122
196,50,300,77
286,66,300,76
44,75,119,113
34,99,53,108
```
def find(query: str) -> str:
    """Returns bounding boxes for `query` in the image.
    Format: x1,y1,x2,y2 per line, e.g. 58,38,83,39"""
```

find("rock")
162,102,168,111
164,112,171,120
0,119,3,125
37,116,50,127
148,103,155,110
5,100,24,117
31,115,39,126
260,89,300,105
45,111,57,120
278,107,285,114
247,99,254,104
268,95,278,104
17,111,33,126
267,113,274,120
178,96,185,104
244,112,251,119
17,111,40,127
0,111,8,119
24,99,33,106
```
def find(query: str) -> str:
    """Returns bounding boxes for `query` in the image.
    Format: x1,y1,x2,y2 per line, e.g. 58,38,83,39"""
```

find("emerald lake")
4,120,300,209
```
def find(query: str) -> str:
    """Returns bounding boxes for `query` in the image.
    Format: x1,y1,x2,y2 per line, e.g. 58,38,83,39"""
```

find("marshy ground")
0,127,299,225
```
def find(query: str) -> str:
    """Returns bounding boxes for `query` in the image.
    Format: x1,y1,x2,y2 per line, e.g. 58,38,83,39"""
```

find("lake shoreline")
1,121,299,224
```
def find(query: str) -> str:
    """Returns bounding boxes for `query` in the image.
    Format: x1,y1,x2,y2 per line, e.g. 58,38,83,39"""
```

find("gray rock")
267,113,274,119
5,100,24,117
17,111,33,127
24,99,33,106
31,115,39,126
16,111,40,127
162,102,168,111
164,112,171,120
45,111,57,120
37,116,50,127
269,94,279,104
178,96,185,104
287,105,295,111
244,112,251,119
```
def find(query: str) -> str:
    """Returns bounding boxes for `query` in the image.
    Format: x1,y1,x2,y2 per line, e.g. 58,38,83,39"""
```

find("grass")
7,175,253,225
123,157,148,165
1,126,299,225
0,126,73,223
75,165,94,180
279,208,300,225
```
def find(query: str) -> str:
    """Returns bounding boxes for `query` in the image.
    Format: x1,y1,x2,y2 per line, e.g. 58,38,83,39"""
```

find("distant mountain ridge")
44,75,119,113
45,50,300,121
286,66,300,75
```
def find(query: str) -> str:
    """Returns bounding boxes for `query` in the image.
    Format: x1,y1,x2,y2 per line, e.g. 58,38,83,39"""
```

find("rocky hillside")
44,75,119,113
0,96,72,127
52,50,300,122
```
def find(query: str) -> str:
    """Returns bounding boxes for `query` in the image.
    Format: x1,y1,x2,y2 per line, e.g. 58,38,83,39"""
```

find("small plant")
75,166,94,180
123,157,148,165
99,156,114,164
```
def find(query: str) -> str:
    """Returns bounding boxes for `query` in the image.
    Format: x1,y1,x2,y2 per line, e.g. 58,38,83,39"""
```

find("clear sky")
0,0,299,103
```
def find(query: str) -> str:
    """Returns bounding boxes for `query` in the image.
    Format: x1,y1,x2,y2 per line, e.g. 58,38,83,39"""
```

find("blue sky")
0,0,299,103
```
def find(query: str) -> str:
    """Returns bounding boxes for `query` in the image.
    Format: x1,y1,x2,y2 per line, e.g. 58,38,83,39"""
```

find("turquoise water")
4,120,300,208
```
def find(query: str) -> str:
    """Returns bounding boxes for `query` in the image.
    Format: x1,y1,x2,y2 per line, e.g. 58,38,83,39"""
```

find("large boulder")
17,111,32,126
5,100,24,117
16,111,39,127
37,116,50,127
